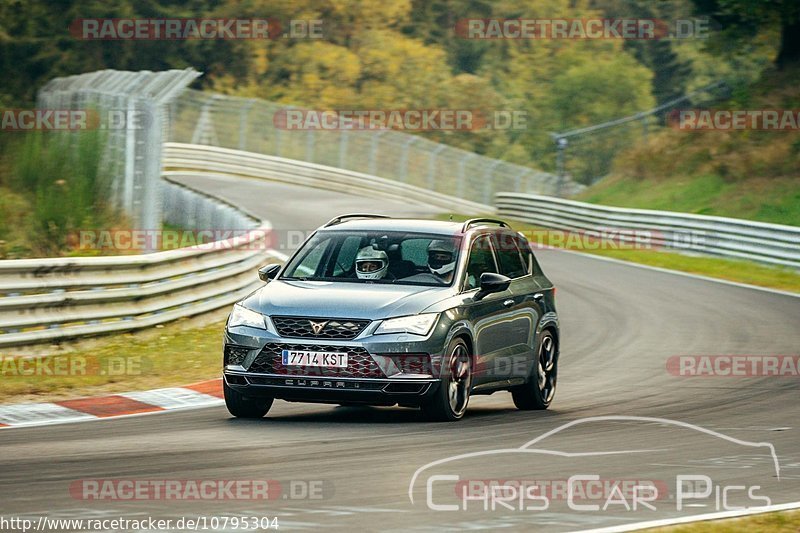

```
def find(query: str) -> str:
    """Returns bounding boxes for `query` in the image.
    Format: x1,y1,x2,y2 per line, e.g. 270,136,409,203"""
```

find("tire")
224,381,273,418
421,338,472,422
512,330,558,410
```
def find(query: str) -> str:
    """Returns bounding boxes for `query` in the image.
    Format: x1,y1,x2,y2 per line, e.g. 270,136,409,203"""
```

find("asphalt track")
1,174,798,532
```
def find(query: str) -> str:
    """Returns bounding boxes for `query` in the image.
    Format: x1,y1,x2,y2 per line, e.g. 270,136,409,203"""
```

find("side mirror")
476,272,511,300
258,264,281,282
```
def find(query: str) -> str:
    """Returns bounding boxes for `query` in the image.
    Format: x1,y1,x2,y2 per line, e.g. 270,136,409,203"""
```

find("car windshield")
281,231,461,287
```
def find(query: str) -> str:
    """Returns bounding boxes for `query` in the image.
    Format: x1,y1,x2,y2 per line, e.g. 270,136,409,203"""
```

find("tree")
691,0,800,68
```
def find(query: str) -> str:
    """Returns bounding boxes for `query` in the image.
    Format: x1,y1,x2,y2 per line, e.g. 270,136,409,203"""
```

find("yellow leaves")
318,85,360,108
259,28,453,108
268,41,361,100
326,0,412,28
253,46,269,75
440,74,501,110
548,54,656,129
356,30,450,106
289,42,362,86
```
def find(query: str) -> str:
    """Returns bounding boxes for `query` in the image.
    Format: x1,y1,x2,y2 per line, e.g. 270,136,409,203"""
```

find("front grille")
271,316,370,340
249,343,385,378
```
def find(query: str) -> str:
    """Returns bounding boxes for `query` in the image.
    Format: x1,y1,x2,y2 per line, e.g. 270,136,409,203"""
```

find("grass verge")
648,509,800,532
578,174,800,227
0,314,227,405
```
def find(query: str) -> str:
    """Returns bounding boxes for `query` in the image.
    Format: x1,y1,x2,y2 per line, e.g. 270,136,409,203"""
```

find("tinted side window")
514,234,534,275
494,233,527,278
331,235,363,276
464,235,497,290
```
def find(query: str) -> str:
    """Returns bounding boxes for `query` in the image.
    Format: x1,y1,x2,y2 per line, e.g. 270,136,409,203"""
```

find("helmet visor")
356,260,385,273
428,251,453,270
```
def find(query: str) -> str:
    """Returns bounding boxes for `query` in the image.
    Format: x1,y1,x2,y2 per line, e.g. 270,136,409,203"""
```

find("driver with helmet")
427,239,456,283
355,246,390,280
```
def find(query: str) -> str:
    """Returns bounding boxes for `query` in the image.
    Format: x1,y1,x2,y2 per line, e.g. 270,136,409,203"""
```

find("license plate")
281,349,348,368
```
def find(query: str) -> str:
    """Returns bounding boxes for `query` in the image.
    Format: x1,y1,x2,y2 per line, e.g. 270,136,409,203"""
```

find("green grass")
648,510,800,532
0,140,182,258
0,130,130,258
0,316,226,404
0,185,34,259
579,174,800,226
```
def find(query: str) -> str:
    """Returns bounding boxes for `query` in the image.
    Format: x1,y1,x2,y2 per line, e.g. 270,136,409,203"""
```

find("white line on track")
574,500,800,532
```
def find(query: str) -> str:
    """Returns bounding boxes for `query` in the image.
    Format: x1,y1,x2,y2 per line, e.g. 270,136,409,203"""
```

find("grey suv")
223,215,559,421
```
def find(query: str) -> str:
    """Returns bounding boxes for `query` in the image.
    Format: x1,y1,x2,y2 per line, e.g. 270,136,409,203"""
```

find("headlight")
374,313,438,336
228,304,266,329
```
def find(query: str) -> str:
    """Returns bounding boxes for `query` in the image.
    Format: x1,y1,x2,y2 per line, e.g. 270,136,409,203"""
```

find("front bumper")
224,373,440,406
222,319,450,406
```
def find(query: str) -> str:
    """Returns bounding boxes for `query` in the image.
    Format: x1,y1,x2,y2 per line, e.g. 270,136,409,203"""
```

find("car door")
460,233,519,388
491,231,542,386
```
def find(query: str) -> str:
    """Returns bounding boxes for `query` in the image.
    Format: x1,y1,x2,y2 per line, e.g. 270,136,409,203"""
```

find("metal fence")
551,81,731,185
167,90,581,206
37,69,201,235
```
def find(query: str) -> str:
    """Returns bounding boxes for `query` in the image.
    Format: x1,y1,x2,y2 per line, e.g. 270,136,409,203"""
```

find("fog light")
226,374,247,385
224,345,250,366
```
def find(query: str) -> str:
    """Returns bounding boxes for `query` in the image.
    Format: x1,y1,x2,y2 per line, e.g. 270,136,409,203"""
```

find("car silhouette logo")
309,320,328,335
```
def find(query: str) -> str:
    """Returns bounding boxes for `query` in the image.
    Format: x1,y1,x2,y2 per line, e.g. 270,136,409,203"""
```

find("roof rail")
323,213,392,228
461,218,510,232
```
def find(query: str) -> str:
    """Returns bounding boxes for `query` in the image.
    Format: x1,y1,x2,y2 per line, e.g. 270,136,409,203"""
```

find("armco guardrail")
497,193,800,269
0,178,279,349
162,143,493,214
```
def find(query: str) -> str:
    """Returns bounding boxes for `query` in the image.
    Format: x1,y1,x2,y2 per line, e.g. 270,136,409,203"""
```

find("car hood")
240,279,452,320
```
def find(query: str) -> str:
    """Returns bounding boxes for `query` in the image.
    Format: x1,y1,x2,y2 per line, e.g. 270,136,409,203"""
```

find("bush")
0,130,123,257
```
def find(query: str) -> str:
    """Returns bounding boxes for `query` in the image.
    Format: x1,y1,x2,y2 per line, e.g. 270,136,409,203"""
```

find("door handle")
503,299,515,307
533,293,544,301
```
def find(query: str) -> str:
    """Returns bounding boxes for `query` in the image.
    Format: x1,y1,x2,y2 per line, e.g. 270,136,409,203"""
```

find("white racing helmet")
427,239,456,277
355,246,389,280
